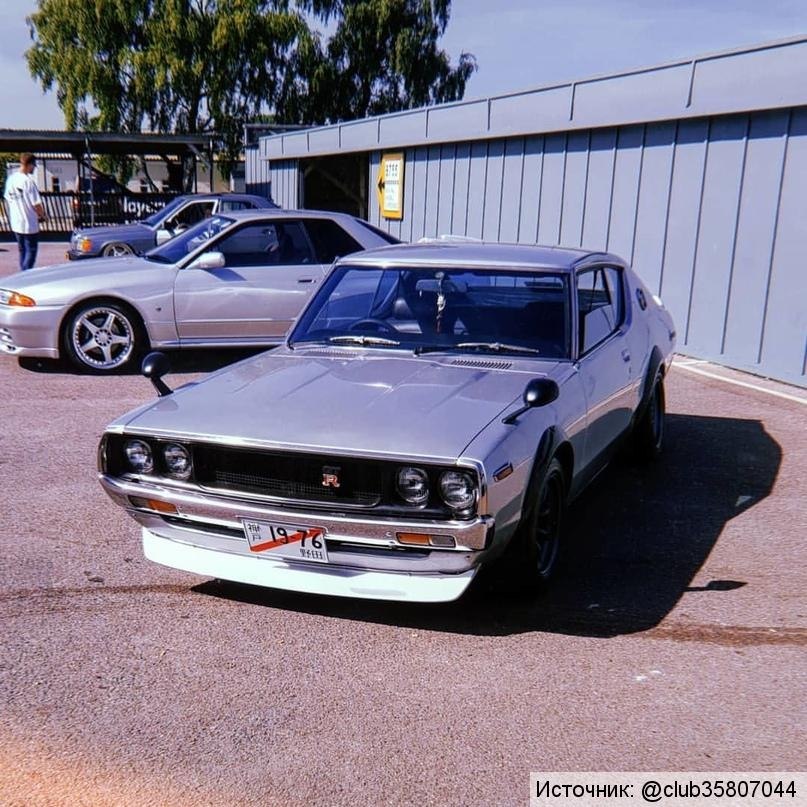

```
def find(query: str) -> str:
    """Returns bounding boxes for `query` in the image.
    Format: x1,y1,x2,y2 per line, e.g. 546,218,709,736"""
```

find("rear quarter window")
304,219,363,263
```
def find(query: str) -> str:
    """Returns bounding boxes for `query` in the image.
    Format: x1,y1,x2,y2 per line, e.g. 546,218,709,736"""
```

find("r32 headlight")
438,470,477,513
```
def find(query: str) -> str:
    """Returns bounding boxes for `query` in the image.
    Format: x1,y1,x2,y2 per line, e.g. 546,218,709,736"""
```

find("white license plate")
241,519,329,563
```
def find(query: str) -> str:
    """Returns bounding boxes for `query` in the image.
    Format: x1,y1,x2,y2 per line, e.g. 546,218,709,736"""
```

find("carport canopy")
0,129,214,193
0,129,211,159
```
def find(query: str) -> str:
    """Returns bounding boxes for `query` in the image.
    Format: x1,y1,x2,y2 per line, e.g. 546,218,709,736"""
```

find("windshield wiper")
328,335,400,347
456,342,541,355
143,253,172,263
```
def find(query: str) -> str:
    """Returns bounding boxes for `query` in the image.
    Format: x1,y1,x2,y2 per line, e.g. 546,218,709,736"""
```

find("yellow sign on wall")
376,153,404,220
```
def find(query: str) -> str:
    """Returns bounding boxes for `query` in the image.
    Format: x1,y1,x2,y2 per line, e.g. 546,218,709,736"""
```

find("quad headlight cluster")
123,438,192,480
395,466,478,515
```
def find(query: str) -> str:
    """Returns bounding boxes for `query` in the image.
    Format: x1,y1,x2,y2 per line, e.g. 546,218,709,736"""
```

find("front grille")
193,444,384,507
105,433,476,521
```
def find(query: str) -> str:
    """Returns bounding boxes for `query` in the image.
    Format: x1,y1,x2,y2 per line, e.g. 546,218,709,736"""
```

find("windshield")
289,265,571,358
141,196,187,227
143,215,235,264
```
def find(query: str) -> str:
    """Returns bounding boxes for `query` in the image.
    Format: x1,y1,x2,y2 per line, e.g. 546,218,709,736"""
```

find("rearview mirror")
188,251,225,270
415,278,468,295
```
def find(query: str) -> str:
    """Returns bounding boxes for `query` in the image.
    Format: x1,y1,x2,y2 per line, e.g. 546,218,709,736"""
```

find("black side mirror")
142,351,173,397
503,378,559,424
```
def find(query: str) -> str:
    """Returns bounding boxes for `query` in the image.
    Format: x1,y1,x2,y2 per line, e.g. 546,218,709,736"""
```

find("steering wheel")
348,318,399,334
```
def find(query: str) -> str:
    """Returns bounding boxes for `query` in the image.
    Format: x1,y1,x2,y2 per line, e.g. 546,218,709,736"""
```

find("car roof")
174,192,275,205
214,208,362,224
335,240,625,272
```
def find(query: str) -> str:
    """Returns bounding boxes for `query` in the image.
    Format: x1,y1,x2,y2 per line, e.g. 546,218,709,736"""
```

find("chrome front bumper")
100,474,494,603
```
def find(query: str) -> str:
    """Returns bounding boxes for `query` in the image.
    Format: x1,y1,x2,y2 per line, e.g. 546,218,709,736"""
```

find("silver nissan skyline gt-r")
0,209,397,372
97,241,675,603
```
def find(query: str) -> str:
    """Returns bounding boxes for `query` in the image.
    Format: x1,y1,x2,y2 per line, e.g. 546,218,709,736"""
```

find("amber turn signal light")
397,532,456,548
128,496,178,514
2,291,36,307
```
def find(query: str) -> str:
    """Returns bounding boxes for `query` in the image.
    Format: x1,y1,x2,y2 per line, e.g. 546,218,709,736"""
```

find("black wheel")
512,458,566,592
633,374,665,461
348,317,399,334
101,242,134,257
63,301,145,373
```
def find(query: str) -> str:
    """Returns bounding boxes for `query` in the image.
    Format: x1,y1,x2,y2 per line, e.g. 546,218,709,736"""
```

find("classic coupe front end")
98,242,675,603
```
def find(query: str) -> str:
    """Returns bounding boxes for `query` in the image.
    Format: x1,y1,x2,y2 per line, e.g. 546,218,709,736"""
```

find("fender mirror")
503,378,559,424
142,351,173,397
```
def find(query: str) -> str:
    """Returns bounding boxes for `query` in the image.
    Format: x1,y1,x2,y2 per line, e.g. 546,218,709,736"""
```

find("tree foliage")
26,0,475,180
281,0,476,123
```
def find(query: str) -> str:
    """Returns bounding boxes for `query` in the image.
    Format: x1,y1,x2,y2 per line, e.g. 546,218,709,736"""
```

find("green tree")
283,0,476,123
26,0,475,184
26,0,309,184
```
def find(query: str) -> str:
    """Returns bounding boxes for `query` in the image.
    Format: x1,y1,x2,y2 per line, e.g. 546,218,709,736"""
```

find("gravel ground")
0,243,805,806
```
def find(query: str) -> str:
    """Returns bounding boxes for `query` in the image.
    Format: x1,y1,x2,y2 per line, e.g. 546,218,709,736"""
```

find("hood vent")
449,358,512,370
298,349,358,359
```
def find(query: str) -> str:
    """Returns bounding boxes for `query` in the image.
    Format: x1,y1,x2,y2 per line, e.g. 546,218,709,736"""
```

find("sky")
1,0,806,130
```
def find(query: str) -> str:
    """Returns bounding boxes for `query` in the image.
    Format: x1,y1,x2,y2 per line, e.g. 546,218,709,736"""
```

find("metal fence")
0,191,179,234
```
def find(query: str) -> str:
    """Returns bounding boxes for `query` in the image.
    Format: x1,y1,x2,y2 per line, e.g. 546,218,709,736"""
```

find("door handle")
297,278,315,284
621,349,631,362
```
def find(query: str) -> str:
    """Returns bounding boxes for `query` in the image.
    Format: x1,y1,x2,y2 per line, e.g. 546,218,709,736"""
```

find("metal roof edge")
258,35,807,160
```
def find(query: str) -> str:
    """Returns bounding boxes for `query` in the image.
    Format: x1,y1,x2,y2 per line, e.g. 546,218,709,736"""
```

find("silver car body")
67,193,275,259
98,242,676,603
0,210,395,366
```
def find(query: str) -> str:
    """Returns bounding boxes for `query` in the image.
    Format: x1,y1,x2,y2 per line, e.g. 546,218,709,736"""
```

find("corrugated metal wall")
244,146,272,199
359,109,805,387
245,146,299,207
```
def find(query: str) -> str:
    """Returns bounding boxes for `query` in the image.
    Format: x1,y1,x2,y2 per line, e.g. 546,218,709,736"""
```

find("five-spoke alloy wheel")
101,242,135,257
64,302,141,372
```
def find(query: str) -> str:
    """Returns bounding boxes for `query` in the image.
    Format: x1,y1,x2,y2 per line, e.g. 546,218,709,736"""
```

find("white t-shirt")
4,170,42,234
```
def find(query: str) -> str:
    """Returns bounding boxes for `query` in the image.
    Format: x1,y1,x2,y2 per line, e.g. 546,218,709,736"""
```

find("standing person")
4,152,46,271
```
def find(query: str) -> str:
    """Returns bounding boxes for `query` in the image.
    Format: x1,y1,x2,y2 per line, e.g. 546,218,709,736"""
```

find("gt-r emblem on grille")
321,466,341,488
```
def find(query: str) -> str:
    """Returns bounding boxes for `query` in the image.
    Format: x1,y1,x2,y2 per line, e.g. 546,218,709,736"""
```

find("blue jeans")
15,233,39,271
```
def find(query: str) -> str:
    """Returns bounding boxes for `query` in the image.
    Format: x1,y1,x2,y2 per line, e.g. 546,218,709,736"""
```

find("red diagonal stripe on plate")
249,528,323,554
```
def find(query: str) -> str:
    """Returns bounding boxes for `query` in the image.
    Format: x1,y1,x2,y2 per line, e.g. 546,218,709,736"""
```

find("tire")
511,457,567,593
63,301,144,373
633,374,665,461
101,242,134,257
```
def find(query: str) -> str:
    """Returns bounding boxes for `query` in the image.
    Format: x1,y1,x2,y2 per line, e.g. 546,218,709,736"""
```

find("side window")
304,219,363,263
577,267,623,354
212,221,315,267
219,199,250,212
173,201,214,227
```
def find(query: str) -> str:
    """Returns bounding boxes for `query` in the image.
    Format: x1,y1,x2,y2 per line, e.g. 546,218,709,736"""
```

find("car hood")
118,350,564,460
0,256,170,300
75,222,154,241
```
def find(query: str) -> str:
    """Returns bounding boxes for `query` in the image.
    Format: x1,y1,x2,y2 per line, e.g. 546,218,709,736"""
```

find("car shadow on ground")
17,347,263,376
195,413,782,638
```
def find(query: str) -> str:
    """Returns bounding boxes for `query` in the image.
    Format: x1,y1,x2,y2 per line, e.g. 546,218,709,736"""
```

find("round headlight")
163,443,192,480
439,470,477,512
124,439,153,474
396,467,429,506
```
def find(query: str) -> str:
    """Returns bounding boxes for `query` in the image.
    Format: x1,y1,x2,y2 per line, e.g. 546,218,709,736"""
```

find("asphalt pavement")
0,243,805,806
